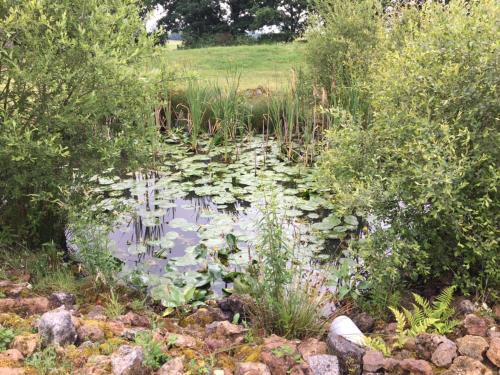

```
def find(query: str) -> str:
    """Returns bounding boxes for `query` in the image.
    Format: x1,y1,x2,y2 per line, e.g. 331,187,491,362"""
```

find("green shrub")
26,347,58,375
305,0,382,118
318,0,499,299
0,0,160,247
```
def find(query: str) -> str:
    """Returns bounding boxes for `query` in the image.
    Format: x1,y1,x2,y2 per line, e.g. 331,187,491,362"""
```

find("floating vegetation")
74,136,361,309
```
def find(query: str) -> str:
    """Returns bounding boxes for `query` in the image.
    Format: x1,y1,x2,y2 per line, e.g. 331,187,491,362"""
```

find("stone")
442,355,493,375
261,350,294,375
121,327,147,341
111,345,148,375
218,295,250,319
86,305,107,321
362,351,385,373
0,297,50,315
206,320,247,337
206,337,231,351
298,338,328,360
38,308,77,346
168,333,198,349
158,357,184,375
431,337,457,367
235,362,271,375
458,299,476,315
486,337,500,367
326,333,365,375
352,313,375,333
118,312,150,327
263,335,297,352
416,332,457,367
49,292,76,308
77,355,112,375
456,335,488,360
9,334,38,357
0,349,24,364
398,359,433,375
107,321,126,336
182,307,228,327
77,323,105,342
307,354,340,375
0,369,25,375
0,281,31,297
464,314,489,337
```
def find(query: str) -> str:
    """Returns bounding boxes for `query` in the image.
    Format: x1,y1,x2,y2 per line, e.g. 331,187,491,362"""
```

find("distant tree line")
143,0,309,46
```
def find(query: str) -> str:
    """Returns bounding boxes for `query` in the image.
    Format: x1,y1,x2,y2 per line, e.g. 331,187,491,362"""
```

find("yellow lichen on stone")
0,312,32,332
99,337,127,355
235,344,262,362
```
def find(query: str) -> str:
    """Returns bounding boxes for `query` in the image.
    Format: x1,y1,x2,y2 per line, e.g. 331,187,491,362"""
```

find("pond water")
79,137,359,306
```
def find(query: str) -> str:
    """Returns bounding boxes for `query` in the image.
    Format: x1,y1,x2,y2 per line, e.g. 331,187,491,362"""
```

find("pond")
76,136,359,307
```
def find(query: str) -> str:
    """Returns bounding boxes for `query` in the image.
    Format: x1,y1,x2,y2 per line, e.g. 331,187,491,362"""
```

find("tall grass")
184,80,209,151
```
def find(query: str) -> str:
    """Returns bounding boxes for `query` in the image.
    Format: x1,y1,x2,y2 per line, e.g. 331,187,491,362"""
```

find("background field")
163,43,306,90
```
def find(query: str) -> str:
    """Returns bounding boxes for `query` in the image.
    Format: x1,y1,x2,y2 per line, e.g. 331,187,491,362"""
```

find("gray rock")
352,313,375,333
235,362,272,375
158,357,184,375
458,299,476,315
431,337,457,367
456,335,488,361
308,354,340,375
121,327,147,341
111,345,148,375
327,333,365,375
49,292,76,308
38,308,77,346
362,351,385,373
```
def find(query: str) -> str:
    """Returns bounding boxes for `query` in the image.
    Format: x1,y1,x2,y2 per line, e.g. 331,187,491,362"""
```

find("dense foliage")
0,0,160,247
315,0,499,300
146,0,309,46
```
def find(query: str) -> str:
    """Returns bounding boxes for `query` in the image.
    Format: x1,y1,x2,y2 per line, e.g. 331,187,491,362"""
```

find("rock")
182,306,228,327
261,350,295,375
38,308,77,346
362,351,385,373
0,297,50,315
487,326,500,339
77,323,105,342
218,295,250,319
205,337,231,351
107,321,125,336
351,313,375,333
486,337,500,367
86,305,107,321
158,357,184,375
118,312,150,327
326,333,365,375
263,335,298,352
416,332,457,367
458,299,476,315
456,335,488,360
111,345,148,375
464,314,489,337
307,354,340,375
167,333,198,349
0,281,31,297
298,338,328,360
77,355,112,375
206,320,247,337
289,364,311,375
329,316,365,346
121,327,147,341
398,359,433,375
493,304,500,322
9,334,38,357
235,362,271,375
0,349,24,364
0,368,25,375
49,292,76,308
442,355,493,375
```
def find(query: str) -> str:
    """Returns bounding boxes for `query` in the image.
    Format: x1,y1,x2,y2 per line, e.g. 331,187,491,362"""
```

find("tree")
149,0,227,44
0,0,160,247
252,0,309,40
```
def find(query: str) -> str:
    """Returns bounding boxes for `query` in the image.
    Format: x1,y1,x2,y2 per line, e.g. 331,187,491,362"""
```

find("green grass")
162,43,306,90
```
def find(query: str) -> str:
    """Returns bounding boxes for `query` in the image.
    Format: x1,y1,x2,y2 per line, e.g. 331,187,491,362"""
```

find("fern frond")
412,293,431,314
363,336,392,357
409,317,438,336
432,286,455,310
389,306,407,334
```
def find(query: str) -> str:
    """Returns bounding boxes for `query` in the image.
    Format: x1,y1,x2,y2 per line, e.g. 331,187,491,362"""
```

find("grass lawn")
161,43,307,91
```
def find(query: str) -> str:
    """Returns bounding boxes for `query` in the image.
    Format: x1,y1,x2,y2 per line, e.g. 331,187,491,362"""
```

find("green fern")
364,336,391,357
389,286,458,348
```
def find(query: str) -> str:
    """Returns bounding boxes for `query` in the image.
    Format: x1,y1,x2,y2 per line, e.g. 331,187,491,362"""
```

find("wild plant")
0,326,15,351
135,332,169,370
235,194,332,339
184,80,209,151
26,347,59,375
104,289,125,318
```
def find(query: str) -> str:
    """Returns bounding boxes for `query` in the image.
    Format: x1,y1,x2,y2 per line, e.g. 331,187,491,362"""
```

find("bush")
0,0,160,247
318,0,499,300
305,0,382,117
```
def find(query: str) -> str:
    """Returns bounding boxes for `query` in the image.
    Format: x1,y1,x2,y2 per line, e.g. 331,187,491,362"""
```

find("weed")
129,298,147,313
33,268,79,294
26,347,60,375
135,331,169,370
104,289,125,319
0,326,15,351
